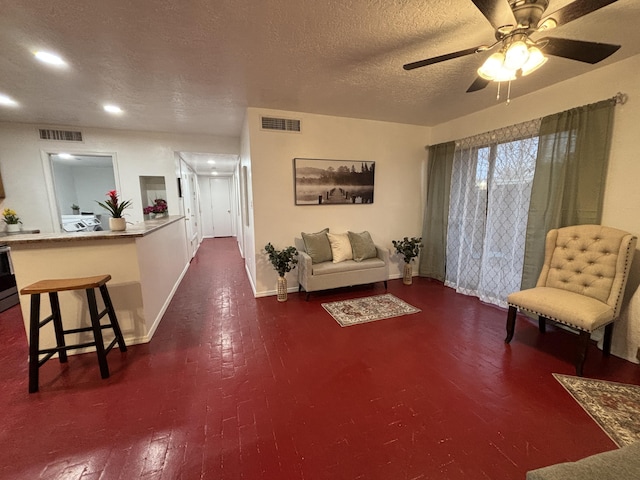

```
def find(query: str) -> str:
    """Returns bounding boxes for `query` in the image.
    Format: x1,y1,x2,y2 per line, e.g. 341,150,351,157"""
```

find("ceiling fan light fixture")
521,47,548,76
504,40,530,70
478,52,505,80
478,52,517,82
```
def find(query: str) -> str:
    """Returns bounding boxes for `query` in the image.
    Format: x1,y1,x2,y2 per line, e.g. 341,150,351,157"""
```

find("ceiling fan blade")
466,77,490,93
471,0,516,30
541,0,618,29
541,37,621,64
403,47,481,71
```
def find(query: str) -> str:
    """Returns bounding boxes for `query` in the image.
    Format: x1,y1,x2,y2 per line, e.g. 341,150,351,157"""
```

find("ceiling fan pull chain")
507,81,512,105
496,82,501,101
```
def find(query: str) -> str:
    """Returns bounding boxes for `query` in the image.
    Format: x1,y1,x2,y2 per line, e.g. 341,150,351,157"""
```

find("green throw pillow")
301,228,332,264
348,231,377,262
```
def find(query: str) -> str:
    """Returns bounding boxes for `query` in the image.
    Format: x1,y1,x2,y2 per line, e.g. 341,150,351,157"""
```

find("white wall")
72,165,117,215
431,54,640,363
0,122,239,233
198,175,215,238
245,107,430,296
240,114,256,291
51,163,78,214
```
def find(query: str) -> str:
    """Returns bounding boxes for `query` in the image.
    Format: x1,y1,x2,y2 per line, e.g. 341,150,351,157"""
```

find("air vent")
261,116,301,133
39,128,83,142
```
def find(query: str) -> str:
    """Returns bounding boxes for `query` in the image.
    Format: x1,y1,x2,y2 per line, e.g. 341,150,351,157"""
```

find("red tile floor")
1,237,639,479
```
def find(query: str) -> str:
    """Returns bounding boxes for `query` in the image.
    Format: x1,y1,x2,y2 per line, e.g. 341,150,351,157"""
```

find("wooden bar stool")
20,274,127,393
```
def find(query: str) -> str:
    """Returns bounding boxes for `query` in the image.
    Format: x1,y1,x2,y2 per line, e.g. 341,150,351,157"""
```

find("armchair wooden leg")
538,316,546,333
505,306,517,343
576,330,591,377
603,323,614,356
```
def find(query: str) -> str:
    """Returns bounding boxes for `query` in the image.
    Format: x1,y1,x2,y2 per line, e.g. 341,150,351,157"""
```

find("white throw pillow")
327,232,353,263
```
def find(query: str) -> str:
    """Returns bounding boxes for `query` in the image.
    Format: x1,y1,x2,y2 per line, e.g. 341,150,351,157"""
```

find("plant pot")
109,217,127,232
6,224,20,233
72,209,80,215
403,263,413,285
277,276,288,302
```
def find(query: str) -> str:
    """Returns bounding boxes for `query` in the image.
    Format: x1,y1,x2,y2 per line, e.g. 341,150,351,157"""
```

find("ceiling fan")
403,0,621,93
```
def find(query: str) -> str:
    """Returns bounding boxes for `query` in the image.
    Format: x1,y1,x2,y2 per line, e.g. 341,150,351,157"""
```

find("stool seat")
22,274,126,393
20,275,111,295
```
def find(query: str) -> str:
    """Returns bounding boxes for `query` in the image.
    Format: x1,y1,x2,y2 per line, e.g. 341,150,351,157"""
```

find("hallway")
1,237,639,479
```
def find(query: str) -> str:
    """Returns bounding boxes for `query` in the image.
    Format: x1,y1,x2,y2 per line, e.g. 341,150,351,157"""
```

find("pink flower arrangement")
143,198,168,216
152,198,168,214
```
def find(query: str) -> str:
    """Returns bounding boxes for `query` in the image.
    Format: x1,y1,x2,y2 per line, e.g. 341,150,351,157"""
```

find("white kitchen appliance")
61,215,103,232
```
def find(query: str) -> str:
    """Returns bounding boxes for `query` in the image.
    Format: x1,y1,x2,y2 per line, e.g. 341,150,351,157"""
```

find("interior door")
179,159,200,258
210,177,233,237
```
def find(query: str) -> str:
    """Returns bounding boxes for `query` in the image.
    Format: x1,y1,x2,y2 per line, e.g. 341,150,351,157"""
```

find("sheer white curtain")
445,120,540,307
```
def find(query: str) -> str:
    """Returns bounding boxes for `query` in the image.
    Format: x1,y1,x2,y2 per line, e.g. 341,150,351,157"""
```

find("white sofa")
294,232,389,300
526,441,640,479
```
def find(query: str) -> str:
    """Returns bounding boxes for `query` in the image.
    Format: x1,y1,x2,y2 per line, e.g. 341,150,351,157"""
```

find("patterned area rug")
322,293,420,327
554,373,640,447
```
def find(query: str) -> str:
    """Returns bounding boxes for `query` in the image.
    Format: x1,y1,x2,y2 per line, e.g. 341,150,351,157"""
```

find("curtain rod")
614,92,628,105
424,92,628,150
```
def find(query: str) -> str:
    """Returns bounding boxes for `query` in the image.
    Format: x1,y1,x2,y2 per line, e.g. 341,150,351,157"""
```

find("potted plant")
143,205,154,220
71,203,80,214
2,208,22,233
142,199,168,219
264,243,298,301
152,198,168,217
96,190,132,231
392,237,423,285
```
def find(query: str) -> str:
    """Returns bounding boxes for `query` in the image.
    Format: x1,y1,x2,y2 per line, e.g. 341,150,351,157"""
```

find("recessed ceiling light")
57,153,74,159
211,172,218,176
207,160,216,164
34,51,67,67
103,104,123,114
0,94,18,107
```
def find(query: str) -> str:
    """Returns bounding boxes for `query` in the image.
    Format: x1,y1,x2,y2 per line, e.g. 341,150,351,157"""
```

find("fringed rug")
322,293,420,327
554,373,640,447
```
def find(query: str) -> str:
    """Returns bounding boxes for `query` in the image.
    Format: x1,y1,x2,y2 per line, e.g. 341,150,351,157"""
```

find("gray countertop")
0,215,184,245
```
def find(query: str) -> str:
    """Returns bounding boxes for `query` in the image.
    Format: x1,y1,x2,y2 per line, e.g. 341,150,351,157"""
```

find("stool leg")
86,288,110,379
99,284,127,352
49,291,68,363
28,294,41,393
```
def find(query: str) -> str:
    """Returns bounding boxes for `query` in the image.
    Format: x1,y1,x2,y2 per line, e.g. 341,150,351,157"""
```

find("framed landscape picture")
294,158,375,205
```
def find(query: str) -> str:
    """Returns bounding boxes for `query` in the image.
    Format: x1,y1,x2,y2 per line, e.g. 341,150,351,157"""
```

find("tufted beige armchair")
505,224,637,376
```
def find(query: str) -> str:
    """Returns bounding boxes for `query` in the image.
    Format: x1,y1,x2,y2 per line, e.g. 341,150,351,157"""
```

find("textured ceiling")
0,0,639,142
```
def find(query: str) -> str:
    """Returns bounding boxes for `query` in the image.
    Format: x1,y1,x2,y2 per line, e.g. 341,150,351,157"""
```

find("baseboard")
255,285,299,298
246,263,257,296
146,260,191,341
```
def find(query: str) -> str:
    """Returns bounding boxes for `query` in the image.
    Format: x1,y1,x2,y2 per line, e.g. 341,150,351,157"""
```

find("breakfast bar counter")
4,216,189,353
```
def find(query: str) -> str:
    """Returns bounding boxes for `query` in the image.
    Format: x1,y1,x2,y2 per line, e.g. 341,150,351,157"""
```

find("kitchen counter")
0,215,182,245
9,215,190,353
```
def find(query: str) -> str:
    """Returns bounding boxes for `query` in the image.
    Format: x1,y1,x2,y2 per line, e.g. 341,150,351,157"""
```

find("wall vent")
261,116,301,133
38,128,84,142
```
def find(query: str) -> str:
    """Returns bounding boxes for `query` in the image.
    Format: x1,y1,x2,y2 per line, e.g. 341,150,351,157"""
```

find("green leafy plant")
392,237,423,264
264,243,298,277
71,203,79,210
2,208,21,225
96,190,132,218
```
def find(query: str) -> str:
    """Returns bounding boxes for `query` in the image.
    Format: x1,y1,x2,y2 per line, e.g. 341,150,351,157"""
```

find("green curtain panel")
521,98,616,289
419,141,455,281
